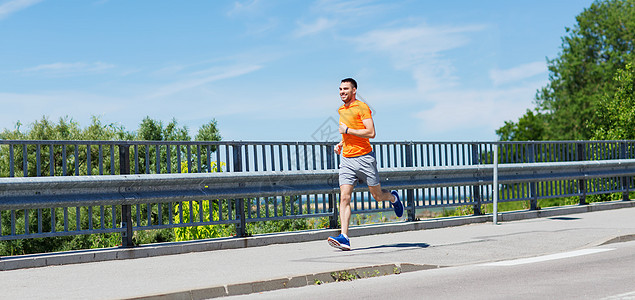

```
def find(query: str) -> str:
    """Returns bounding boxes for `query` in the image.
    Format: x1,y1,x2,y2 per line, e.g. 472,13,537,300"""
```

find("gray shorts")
339,152,380,187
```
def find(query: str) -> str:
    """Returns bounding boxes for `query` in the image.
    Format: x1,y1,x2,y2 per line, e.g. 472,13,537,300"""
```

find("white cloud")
295,0,397,38
350,23,546,141
354,23,486,93
146,64,262,99
20,62,115,76
245,17,279,36
0,80,271,134
227,0,278,36
357,25,477,55
293,17,334,38
413,82,544,139
312,0,395,17
0,0,42,20
0,91,126,131
489,61,547,86
227,0,262,17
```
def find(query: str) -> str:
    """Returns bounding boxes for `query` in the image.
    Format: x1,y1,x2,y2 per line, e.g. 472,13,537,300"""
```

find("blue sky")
0,0,594,142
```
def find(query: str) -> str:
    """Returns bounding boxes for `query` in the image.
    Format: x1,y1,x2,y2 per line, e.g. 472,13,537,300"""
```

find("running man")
327,78,403,251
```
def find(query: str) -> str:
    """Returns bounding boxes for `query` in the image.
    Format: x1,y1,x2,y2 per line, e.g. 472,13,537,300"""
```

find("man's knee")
367,185,382,199
340,193,352,203
340,185,354,203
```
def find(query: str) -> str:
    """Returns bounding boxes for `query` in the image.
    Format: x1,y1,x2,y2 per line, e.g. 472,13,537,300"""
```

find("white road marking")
481,248,614,266
601,291,635,300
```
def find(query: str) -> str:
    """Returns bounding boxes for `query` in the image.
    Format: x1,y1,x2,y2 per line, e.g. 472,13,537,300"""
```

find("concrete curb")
1,200,634,271
128,263,442,300
599,234,635,245
498,200,635,222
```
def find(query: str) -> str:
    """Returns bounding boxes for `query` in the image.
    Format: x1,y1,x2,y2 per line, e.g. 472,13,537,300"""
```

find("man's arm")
334,140,343,155
338,118,376,139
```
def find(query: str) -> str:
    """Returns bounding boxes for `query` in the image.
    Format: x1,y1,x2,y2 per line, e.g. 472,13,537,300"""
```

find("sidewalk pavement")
1,201,635,300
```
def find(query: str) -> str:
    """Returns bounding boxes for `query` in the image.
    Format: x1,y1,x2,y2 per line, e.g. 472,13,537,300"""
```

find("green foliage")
0,115,222,255
173,192,328,241
133,229,175,245
195,120,220,141
0,206,122,256
496,110,546,141
247,216,312,235
173,161,233,241
83,116,132,140
331,271,357,281
0,116,134,142
352,212,386,225
173,200,234,241
137,117,164,141
137,117,190,141
246,197,316,235
442,204,475,217
591,63,635,139
195,119,222,142
498,0,635,141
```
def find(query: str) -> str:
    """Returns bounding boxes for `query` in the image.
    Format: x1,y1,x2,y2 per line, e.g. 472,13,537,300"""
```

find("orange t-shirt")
338,100,373,157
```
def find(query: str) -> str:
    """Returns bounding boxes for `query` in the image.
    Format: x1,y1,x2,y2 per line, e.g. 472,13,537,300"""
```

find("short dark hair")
341,78,357,89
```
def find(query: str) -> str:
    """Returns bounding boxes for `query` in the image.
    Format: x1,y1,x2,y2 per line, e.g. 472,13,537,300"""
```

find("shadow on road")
352,242,430,251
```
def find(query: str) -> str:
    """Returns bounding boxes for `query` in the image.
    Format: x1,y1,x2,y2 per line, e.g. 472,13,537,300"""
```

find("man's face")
339,82,356,103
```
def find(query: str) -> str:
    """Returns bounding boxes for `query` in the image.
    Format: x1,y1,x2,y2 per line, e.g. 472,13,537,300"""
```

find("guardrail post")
470,144,482,216
577,143,587,205
493,143,499,225
118,144,134,248
233,143,247,237
326,144,338,229
405,143,416,221
528,143,539,210
620,142,630,201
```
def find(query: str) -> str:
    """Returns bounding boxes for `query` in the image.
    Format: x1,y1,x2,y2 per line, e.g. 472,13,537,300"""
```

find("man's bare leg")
368,184,397,202
368,184,403,218
339,184,354,236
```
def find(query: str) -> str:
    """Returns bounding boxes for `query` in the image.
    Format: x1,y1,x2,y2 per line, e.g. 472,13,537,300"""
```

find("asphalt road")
1,205,634,299
231,240,635,300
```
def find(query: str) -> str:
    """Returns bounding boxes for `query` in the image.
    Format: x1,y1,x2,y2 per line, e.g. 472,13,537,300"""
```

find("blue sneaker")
391,190,403,217
327,234,351,251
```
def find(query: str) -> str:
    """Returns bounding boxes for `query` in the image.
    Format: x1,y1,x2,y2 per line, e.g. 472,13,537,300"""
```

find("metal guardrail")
3,159,635,208
3,140,635,176
1,157,634,244
1,139,635,246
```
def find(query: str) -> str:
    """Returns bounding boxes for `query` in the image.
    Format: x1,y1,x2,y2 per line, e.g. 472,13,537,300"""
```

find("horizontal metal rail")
2,138,635,244
3,140,635,178
2,159,634,210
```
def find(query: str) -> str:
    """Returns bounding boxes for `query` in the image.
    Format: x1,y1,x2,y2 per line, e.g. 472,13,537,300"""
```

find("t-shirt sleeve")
359,102,372,120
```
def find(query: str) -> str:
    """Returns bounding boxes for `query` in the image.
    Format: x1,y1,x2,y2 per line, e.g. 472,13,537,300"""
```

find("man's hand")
339,122,348,134
338,120,375,139
334,141,343,155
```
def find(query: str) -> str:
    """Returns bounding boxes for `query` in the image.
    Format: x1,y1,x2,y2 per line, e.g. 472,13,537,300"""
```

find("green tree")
0,116,130,255
496,109,546,141
195,119,221,142
83,116,132,140
195,119,222,170
136,117,194,141
0,115,225,255
173,161,233,241
591,63,635,139
499,0,635,141
163,118,190,141
137,117,169,141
